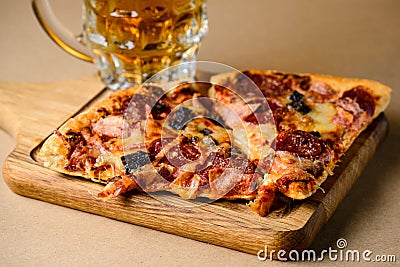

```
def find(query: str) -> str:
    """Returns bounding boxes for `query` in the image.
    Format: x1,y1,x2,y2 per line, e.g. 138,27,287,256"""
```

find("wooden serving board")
0,76,388,256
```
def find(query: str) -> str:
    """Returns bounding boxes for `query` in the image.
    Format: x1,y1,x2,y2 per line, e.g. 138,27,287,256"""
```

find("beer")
83,0,208,89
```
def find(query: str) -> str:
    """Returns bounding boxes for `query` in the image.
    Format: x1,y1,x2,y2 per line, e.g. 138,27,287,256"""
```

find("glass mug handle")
32,0,94,63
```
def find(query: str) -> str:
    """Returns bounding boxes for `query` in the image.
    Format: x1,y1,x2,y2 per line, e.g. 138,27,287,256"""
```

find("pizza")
210,70,390,215
38,70,391,216
39,82,262,202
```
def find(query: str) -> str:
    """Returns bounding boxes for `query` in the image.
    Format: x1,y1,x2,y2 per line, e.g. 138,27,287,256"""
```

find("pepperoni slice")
275,130,322,157
196,152,229,187
179,136,200,161
341,86,375,117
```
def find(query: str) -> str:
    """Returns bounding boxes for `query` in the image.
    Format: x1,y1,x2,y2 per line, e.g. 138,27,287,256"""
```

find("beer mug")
32,0,208,90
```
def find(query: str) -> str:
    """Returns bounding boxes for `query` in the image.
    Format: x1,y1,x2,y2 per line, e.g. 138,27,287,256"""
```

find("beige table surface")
1,0,399,266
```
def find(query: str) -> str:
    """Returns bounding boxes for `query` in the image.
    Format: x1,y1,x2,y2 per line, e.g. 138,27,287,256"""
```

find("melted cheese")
308,102,338,133
289,102,338,134
94,153,122,169
233,123,277,161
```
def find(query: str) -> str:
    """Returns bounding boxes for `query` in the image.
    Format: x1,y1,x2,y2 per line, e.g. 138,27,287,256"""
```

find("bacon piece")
213,84,259,127
208,168,258,199
223,173,260,200
341,86,375,117
114,142,146,152
170,171,199,199
125,93,171,121
63,131,87,171
65,145,88,172
276,170,317,199
98,175,138,198
92,115,124,139
242,71,311,97
283,74,311,91
337,97,363,116
310,81,334,95
54,130,68,145
164,145,195,168
244,99,287,128
308,81,336,102
140,84,164,98
112,86,163,117
243,72,289,97
208,168,237,198
337,97,371,131
65,130,86,146
333,106,353,129
275,130,323,157
249,183,277,216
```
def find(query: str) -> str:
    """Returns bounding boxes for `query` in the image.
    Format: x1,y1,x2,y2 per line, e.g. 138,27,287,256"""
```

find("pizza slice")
210,70,391,215
38,82,262,203
38,70,391,217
